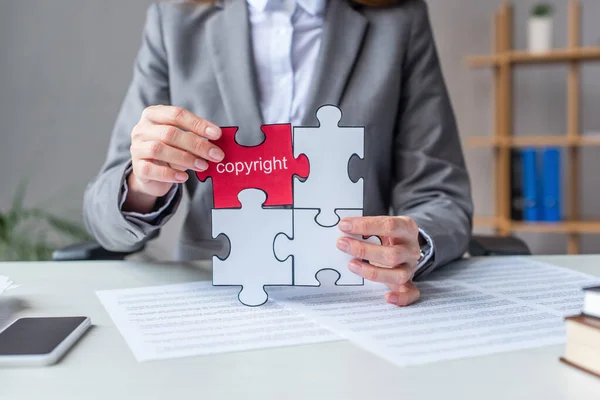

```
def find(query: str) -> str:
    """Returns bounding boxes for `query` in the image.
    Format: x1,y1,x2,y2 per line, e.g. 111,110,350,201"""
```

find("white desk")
0,256,599,399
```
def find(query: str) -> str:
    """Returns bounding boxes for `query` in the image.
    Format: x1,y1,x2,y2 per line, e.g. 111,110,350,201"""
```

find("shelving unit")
466,0,600,254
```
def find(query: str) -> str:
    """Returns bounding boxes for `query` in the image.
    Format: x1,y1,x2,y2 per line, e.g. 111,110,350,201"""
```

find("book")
521,148,540,221
510,150,524,221
541,148,561,222
561,314,600,379
584,285,600,319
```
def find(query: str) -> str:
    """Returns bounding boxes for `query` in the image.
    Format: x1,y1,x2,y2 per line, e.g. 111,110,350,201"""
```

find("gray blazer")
84,0,473,277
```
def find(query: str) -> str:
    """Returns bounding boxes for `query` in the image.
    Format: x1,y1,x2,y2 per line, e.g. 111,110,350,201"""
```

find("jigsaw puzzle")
293,105,365,227
212,189,293,307
196,124,310,209
274,209,382,287
203,105,374,306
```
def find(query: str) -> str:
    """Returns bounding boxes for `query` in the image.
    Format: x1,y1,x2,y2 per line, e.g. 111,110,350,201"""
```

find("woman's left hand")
336,216,422,307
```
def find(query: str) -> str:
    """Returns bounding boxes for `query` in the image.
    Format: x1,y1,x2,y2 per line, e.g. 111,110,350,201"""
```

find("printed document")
431,258,600,316
97,258,599,365
0,276,17,295
271,259,600,366
272,279,566,366
96,281,339,362
0,276,21,328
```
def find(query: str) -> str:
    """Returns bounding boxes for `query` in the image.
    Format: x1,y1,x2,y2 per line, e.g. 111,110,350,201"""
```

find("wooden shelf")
466,1,599,254
473,218,600,234
512,221,600,234
467,135,600,148
468,47,600,68
473,216,500,228
468,136,503,148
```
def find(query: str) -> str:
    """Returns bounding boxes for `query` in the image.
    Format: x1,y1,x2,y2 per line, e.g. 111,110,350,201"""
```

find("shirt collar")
296,0,326,16
247,0,326,17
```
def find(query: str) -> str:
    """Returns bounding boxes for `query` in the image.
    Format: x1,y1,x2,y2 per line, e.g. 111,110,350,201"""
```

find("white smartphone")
0,316,91,367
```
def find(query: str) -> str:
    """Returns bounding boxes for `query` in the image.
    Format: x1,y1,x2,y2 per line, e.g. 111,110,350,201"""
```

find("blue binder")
521,148,540,221
541,148,561,222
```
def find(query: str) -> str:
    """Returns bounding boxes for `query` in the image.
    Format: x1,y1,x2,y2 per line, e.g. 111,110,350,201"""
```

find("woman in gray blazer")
84,0,473,306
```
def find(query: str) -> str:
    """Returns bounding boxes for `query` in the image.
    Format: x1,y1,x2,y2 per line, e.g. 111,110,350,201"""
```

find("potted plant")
0,181,92,261
529,3,554,53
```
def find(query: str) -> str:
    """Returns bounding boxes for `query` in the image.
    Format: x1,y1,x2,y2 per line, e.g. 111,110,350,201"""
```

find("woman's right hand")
123,105,224,213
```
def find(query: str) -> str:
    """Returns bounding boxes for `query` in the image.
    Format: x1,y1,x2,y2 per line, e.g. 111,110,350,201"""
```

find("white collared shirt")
247,0,326,125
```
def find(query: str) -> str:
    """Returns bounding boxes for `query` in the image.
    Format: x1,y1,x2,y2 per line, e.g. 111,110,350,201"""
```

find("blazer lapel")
206,0,264,144
302,0,369,125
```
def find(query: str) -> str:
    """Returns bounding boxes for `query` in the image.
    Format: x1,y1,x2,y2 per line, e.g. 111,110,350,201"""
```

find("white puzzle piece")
274,209,382,287
212,189,293,306
293,105,364,227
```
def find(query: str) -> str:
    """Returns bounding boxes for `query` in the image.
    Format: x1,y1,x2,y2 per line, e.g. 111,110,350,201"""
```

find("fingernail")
348,261,361,273
175,172,188,182
209,148,225,162
339,221,353,232
194,159,208,171
336,239,350,252
387,295,399,304
205,126,221,140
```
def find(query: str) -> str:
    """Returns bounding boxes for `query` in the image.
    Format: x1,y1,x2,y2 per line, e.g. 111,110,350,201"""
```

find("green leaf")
10,237,31,261
7,233,53,261
0,179,92,261
9,208,89,240
33,232,53,261
532,3,553,17
40,213,92,241
0,240,13,261
6,179,28,231
3,208,43,243
0,214,7,242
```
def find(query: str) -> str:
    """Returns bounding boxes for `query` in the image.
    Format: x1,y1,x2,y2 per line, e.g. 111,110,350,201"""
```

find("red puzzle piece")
196,124,310,209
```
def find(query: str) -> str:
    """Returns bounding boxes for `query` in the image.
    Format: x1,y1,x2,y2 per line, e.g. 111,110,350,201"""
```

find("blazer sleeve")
83,4,183,252
392,1,474,277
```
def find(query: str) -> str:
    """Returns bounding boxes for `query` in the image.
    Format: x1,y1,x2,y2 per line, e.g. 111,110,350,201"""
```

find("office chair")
51,235,531,261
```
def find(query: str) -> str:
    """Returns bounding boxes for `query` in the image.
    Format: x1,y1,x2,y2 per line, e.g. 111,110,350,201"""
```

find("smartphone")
0,316,91,367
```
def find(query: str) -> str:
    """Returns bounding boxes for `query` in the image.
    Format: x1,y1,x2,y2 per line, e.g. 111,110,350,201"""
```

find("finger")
338,216,419,240
135,124,225,163
348,259,415,287
151,159,188,173
385,282,420,307
170,163,188,172
337,237,417,267
133,159,189,183
142,105,222,140
132,141,209,172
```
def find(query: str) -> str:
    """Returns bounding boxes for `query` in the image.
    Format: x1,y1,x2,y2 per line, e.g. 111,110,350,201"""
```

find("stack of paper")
0,276,21,328
97,282,340,362
97,258,600,366
0,276,17,294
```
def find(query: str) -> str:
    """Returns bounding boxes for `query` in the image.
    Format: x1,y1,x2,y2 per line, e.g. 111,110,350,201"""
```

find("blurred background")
0,0,598,261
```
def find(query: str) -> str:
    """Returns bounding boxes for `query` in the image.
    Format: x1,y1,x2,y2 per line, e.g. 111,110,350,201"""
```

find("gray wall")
0,0,598,259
